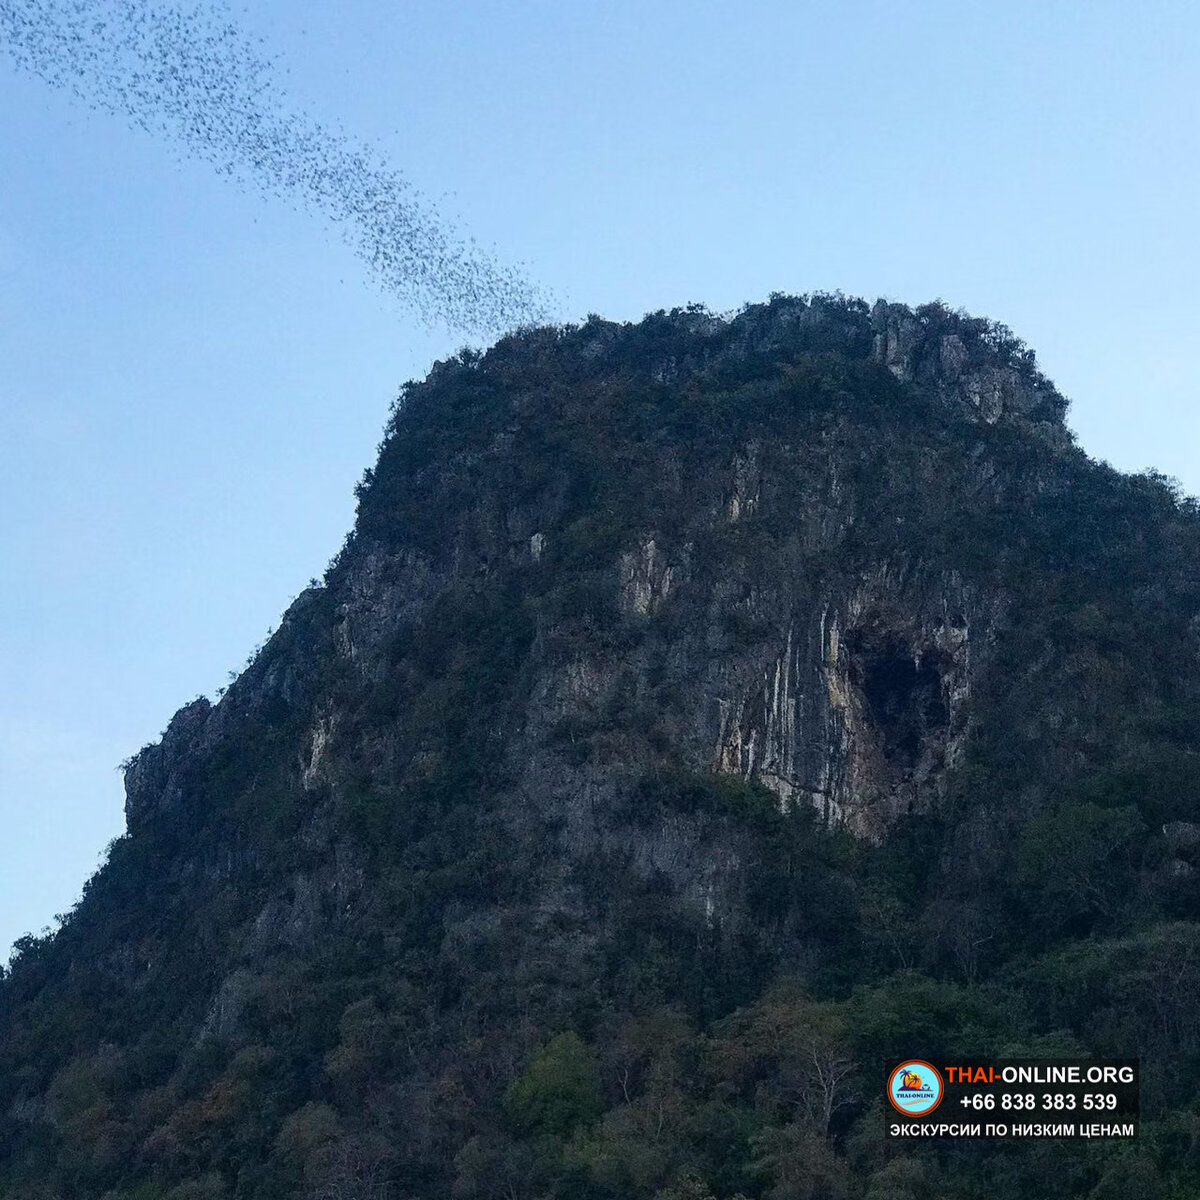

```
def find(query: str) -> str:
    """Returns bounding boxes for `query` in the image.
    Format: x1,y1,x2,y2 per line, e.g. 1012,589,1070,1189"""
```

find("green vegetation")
3,296,1200,1198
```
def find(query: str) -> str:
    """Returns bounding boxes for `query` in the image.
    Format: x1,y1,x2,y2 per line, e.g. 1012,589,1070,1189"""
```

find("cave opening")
846,630,948,770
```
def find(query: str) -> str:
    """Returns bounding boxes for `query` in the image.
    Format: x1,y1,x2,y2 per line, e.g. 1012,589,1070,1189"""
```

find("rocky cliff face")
7,293,1200,1200
124,296,1063,847
867,300,1067,432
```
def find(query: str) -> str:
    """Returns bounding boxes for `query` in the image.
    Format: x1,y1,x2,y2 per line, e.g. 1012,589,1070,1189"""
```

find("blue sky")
2,0,1198,958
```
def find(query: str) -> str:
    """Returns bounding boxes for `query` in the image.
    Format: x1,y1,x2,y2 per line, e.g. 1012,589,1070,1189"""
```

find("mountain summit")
4,294,1199,1200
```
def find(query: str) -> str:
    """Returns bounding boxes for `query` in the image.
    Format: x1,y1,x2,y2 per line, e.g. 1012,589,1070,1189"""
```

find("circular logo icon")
887,1060,944,1116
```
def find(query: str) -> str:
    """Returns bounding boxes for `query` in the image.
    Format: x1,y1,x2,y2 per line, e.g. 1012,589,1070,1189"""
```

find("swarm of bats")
0,0,549,334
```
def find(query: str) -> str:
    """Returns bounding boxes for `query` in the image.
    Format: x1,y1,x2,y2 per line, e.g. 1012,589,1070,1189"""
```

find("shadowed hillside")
3,294,1200,1200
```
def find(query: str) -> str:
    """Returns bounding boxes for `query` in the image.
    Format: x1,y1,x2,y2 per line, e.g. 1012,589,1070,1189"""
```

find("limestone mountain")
3,294,1200,1200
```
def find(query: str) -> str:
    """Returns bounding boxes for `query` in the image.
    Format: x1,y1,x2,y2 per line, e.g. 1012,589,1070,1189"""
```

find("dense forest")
3,294,1200,1199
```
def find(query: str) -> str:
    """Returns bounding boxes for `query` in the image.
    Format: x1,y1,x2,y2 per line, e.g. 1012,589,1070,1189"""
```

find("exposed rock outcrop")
7,293,1200,1200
